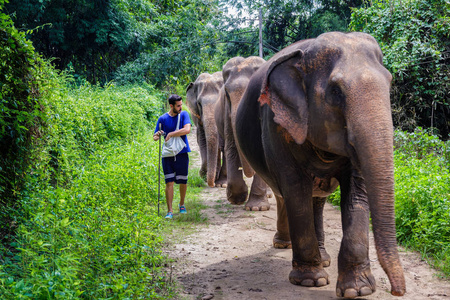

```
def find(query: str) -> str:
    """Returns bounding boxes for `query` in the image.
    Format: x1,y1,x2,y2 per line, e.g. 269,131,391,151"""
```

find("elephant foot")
273,231,291,249
319,246,331,267
214,175,227,188
336,263,376,298
289,264,329,287
245,193,270,211
227,190,247,205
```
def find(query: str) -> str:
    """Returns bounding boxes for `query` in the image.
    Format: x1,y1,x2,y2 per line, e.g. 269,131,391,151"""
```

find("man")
154,94,191,219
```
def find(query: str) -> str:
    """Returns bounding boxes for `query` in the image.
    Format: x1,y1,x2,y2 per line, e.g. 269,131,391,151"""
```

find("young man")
153,94,191,219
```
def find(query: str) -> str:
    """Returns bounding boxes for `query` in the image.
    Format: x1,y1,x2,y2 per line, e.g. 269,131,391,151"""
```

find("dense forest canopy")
4,0,448,137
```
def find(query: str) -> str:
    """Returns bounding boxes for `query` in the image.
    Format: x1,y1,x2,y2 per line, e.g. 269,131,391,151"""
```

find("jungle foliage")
5,0,223,87
2,0,450,297
394,129,450,277
0,71,179,297
0,0,46,240
220,0,363,58
350,0,450,138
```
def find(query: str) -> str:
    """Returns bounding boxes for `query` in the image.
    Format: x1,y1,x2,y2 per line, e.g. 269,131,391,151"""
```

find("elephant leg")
336,170,376,298
245,174,270,211
313,197,330,267
197,124,207,179
273,195,291,248
281,173,328,287
215,135,227,187
224,106,247,204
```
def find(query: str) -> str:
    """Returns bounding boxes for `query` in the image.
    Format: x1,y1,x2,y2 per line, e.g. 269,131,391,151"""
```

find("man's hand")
153,130,165,141
165,132,173,142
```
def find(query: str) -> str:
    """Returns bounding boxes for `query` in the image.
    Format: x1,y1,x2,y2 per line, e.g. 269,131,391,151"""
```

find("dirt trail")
167,127,450,300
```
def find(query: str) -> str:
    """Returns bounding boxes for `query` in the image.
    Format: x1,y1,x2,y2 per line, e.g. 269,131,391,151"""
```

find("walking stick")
157,123,162,216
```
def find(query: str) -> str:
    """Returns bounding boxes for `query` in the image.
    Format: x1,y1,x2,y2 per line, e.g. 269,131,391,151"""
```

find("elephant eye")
328,85,344,107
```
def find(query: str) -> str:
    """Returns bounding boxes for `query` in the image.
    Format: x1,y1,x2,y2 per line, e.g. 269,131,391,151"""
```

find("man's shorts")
162,152,189,184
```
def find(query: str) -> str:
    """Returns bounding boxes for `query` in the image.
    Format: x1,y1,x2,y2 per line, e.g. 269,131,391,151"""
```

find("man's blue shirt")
154,111,191,154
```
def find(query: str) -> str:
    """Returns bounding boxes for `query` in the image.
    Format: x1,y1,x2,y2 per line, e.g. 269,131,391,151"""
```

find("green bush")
394,151,450,276
394,127,449,165
0,0,47,239
0,79,177,298
349,0,450,137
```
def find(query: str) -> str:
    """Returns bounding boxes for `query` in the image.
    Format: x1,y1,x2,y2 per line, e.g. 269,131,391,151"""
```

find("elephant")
235,32,406,298
214,56,271,211
186,72,226,187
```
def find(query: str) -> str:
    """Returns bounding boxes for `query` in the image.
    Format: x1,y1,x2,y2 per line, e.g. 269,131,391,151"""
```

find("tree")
219,0,363,58
5,0,145,83
0,0,47,240
350,0,450,138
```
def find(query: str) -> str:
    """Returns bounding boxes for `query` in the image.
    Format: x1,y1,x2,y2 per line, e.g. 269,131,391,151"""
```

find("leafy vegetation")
2,0,450,297
0,0,47,244
220,0,363,58
350,0,450,137
0,70,182,297
394,128,450,276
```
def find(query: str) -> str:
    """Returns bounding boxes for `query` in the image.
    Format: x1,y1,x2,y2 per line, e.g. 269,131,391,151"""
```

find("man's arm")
165,124,191,141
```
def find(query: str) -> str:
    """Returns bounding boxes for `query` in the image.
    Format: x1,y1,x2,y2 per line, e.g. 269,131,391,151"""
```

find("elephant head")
237,32,405,296
186,72,223,187
222,56,265,178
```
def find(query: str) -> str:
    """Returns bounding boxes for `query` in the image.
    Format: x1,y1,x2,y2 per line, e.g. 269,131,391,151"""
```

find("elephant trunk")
231,110,255,178
204,110,219,187
347,90,405,296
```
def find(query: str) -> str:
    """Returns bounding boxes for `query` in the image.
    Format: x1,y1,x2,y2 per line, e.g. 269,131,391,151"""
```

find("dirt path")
167,127,450,300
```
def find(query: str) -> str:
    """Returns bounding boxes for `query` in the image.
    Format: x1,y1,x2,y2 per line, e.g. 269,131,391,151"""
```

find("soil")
166,127,450,300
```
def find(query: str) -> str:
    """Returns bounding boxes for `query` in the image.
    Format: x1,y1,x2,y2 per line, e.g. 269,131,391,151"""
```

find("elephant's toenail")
360,286,373,296
316,278,327,286
344,288,358,298
336,288,342,297
301,279,315,287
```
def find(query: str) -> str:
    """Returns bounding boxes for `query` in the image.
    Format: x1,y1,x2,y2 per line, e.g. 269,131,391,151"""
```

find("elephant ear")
186,82,201,122
259,49,308,145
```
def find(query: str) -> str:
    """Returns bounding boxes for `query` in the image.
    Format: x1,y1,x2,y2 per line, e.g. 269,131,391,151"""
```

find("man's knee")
166,181,175,187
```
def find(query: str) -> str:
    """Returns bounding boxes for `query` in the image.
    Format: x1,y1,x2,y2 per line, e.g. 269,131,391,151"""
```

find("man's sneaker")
165,212,173,219
179,205,187,214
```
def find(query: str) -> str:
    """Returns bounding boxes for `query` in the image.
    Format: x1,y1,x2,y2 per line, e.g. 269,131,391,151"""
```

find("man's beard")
172,108,181,115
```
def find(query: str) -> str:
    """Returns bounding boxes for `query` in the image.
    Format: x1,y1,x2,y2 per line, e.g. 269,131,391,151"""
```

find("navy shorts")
162,152,189,184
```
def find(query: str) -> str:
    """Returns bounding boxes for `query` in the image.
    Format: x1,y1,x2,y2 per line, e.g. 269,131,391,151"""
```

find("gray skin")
235,32,405,298
214,56,270,211
186,72,226,187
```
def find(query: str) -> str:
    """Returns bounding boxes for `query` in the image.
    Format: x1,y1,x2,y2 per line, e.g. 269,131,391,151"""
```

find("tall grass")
394,129,450,277
0,76,178,298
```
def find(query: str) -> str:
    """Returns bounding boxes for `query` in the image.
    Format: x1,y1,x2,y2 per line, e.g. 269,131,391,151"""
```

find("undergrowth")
0,78,179,298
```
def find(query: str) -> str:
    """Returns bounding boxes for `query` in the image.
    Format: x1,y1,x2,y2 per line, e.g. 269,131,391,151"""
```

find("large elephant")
235,32,405,298
186,72,226,187
214,56,271,211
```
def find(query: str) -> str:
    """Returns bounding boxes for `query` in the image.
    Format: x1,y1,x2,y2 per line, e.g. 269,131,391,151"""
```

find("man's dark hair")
168,94,182,106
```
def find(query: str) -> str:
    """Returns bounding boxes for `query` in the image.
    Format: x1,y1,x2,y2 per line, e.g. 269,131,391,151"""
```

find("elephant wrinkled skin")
215,56,271,211
186,72,226,187
235,32,405,298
